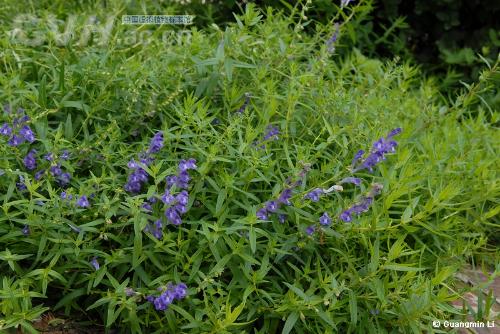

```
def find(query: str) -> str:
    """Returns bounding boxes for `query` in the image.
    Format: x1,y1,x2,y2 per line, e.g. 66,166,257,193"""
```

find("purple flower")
340,177,361,186
306,225,316,235
0,123,12,136
256,208,268,220
3,104,11,114
176,170,191,189
16,176,27,191
90,257,100,270
278,214,287,224
61,191,67,200
339,210,352,222
161,190,175,204
44,153,54,161
351,150,364,169
23,150,37,170
22,225,30,236
19,125,35,143
60,150,70,160
50,164,62,176
178,158,197,172
124,168,149,194
76,195,90,208
172,283,187,299
236,93,251,114
326,22,340,53
165,207,182,225
149,283,188,311
352,129,402,173
278,188,293,205
152,220,163,239
148,131,164,154
125,288,136,297
142,203,152,212
8,134,24,146
304,188,323,202
263,125,280,141
265,200,278,212
387,128,402,138
127,159,139,169
166,175,177,189
319,212,332,226
57,172,71,187
176,190,189,205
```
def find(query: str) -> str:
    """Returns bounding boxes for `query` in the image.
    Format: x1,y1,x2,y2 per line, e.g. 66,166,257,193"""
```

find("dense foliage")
0,1,499,333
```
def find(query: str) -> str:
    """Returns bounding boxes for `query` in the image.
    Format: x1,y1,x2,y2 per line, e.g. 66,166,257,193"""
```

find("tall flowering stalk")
351,128,402,173
256,164,311,222
146,283,187,311
125,131,164,194
339,183,383,222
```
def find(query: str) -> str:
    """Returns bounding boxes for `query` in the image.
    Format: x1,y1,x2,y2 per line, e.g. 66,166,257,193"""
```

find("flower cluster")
147,283,187,311
326,22,340,53
351,128,401,173
257,165,311,222
61,192,92,209
0,106,35,147
162,159,197,226
255,124,280,149
305,212,332,236
339,183,383,222
125,131,164,194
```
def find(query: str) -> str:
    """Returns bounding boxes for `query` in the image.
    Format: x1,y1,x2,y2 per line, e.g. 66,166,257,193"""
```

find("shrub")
0,2,498,333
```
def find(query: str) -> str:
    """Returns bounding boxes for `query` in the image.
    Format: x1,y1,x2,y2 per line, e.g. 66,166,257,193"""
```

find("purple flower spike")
304,188,323,202
19,125,35,143
256,208,268,220
278,214,287,224
23,150,37,170
306,225,316,235
263,125,280,141
319,212,332,226
352,128,401,173
148,131,164,154
76,195,90,208
90,257,100,270
0,123,12,136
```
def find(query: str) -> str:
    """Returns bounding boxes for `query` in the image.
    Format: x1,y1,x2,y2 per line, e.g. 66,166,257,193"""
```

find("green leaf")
282,312,299,334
